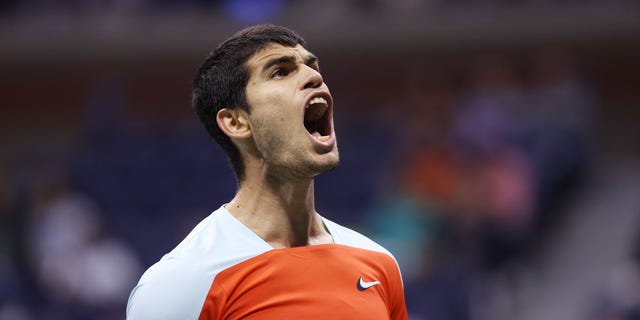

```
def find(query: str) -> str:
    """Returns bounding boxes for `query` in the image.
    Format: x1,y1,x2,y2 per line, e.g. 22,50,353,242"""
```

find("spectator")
27,167,141,319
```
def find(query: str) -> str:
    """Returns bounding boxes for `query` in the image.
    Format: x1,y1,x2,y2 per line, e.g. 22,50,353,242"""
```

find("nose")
301,65,323,90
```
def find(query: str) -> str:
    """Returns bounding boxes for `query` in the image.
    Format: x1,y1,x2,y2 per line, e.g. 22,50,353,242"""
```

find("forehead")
245,43,313,71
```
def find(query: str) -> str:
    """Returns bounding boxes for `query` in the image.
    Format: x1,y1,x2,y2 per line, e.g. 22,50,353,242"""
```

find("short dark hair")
192,25,307,181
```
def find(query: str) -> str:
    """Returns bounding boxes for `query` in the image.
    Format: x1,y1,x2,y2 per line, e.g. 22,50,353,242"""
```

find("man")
127,24,407,319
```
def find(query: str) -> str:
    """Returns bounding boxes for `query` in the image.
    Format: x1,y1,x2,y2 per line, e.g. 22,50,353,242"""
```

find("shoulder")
322,217,394,259
126,209,223,319
127,206,271,319
323,217,407,312
126,255,212,319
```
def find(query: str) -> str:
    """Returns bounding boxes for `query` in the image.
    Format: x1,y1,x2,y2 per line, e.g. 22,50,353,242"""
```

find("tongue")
311,131,321,138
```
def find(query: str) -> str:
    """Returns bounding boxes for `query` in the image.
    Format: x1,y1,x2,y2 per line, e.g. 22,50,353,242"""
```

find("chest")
200,247,392,320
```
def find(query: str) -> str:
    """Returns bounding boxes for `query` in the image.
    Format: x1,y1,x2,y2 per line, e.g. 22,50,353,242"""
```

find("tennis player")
126,24,407,319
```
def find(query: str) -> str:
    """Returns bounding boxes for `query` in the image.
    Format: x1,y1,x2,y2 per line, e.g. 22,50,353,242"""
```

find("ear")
216,108,252,139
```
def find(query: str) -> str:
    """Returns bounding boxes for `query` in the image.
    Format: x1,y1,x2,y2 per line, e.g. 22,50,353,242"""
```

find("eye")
271,67,292,79
271,69,284,78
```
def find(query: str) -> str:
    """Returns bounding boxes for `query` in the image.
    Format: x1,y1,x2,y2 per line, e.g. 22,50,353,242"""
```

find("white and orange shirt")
127,206,407,319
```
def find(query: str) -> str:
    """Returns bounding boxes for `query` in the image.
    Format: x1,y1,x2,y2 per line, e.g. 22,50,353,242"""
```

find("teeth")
311,132,330,142
307,97,327,107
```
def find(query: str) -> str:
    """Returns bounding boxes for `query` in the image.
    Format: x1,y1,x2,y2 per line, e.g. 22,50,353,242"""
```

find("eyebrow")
262,54,320,73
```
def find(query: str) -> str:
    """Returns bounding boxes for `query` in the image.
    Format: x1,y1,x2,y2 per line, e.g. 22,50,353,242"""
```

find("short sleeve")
126,258,214,320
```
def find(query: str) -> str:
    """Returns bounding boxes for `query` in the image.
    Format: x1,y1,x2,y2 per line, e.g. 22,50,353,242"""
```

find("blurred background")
1,0,639,319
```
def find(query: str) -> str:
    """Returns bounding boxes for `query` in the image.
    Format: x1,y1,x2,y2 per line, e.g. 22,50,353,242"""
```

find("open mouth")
304,96,332,142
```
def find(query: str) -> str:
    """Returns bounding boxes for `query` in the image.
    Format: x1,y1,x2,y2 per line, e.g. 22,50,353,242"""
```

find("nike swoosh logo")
357,276,381,291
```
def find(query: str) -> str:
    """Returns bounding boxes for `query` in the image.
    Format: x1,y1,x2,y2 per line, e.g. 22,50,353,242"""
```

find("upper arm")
126,259,214,320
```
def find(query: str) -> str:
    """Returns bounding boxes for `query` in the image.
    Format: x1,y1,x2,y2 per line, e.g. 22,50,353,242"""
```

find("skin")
216,43,340,249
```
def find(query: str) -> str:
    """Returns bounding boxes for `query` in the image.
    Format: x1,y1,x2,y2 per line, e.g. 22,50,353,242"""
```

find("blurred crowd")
1,1,640,320
349,48,597,319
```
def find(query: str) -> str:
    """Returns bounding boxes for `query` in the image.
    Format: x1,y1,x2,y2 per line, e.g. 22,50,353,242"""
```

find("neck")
226,171,333,249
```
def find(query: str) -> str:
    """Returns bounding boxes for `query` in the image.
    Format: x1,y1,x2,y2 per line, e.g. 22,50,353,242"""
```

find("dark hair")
192,25,307,181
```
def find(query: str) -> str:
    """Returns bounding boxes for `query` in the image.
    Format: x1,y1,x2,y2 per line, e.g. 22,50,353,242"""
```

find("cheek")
251,115,289,152
247,84,285,109
246,89,302,149
252,106,300,139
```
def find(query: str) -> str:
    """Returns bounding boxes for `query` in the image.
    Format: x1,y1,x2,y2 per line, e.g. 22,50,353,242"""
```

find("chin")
270,155,339,180
311,153,340,176
317,161,340,175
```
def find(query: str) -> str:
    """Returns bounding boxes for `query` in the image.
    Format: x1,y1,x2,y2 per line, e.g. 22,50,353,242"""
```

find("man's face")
243,43,339,179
